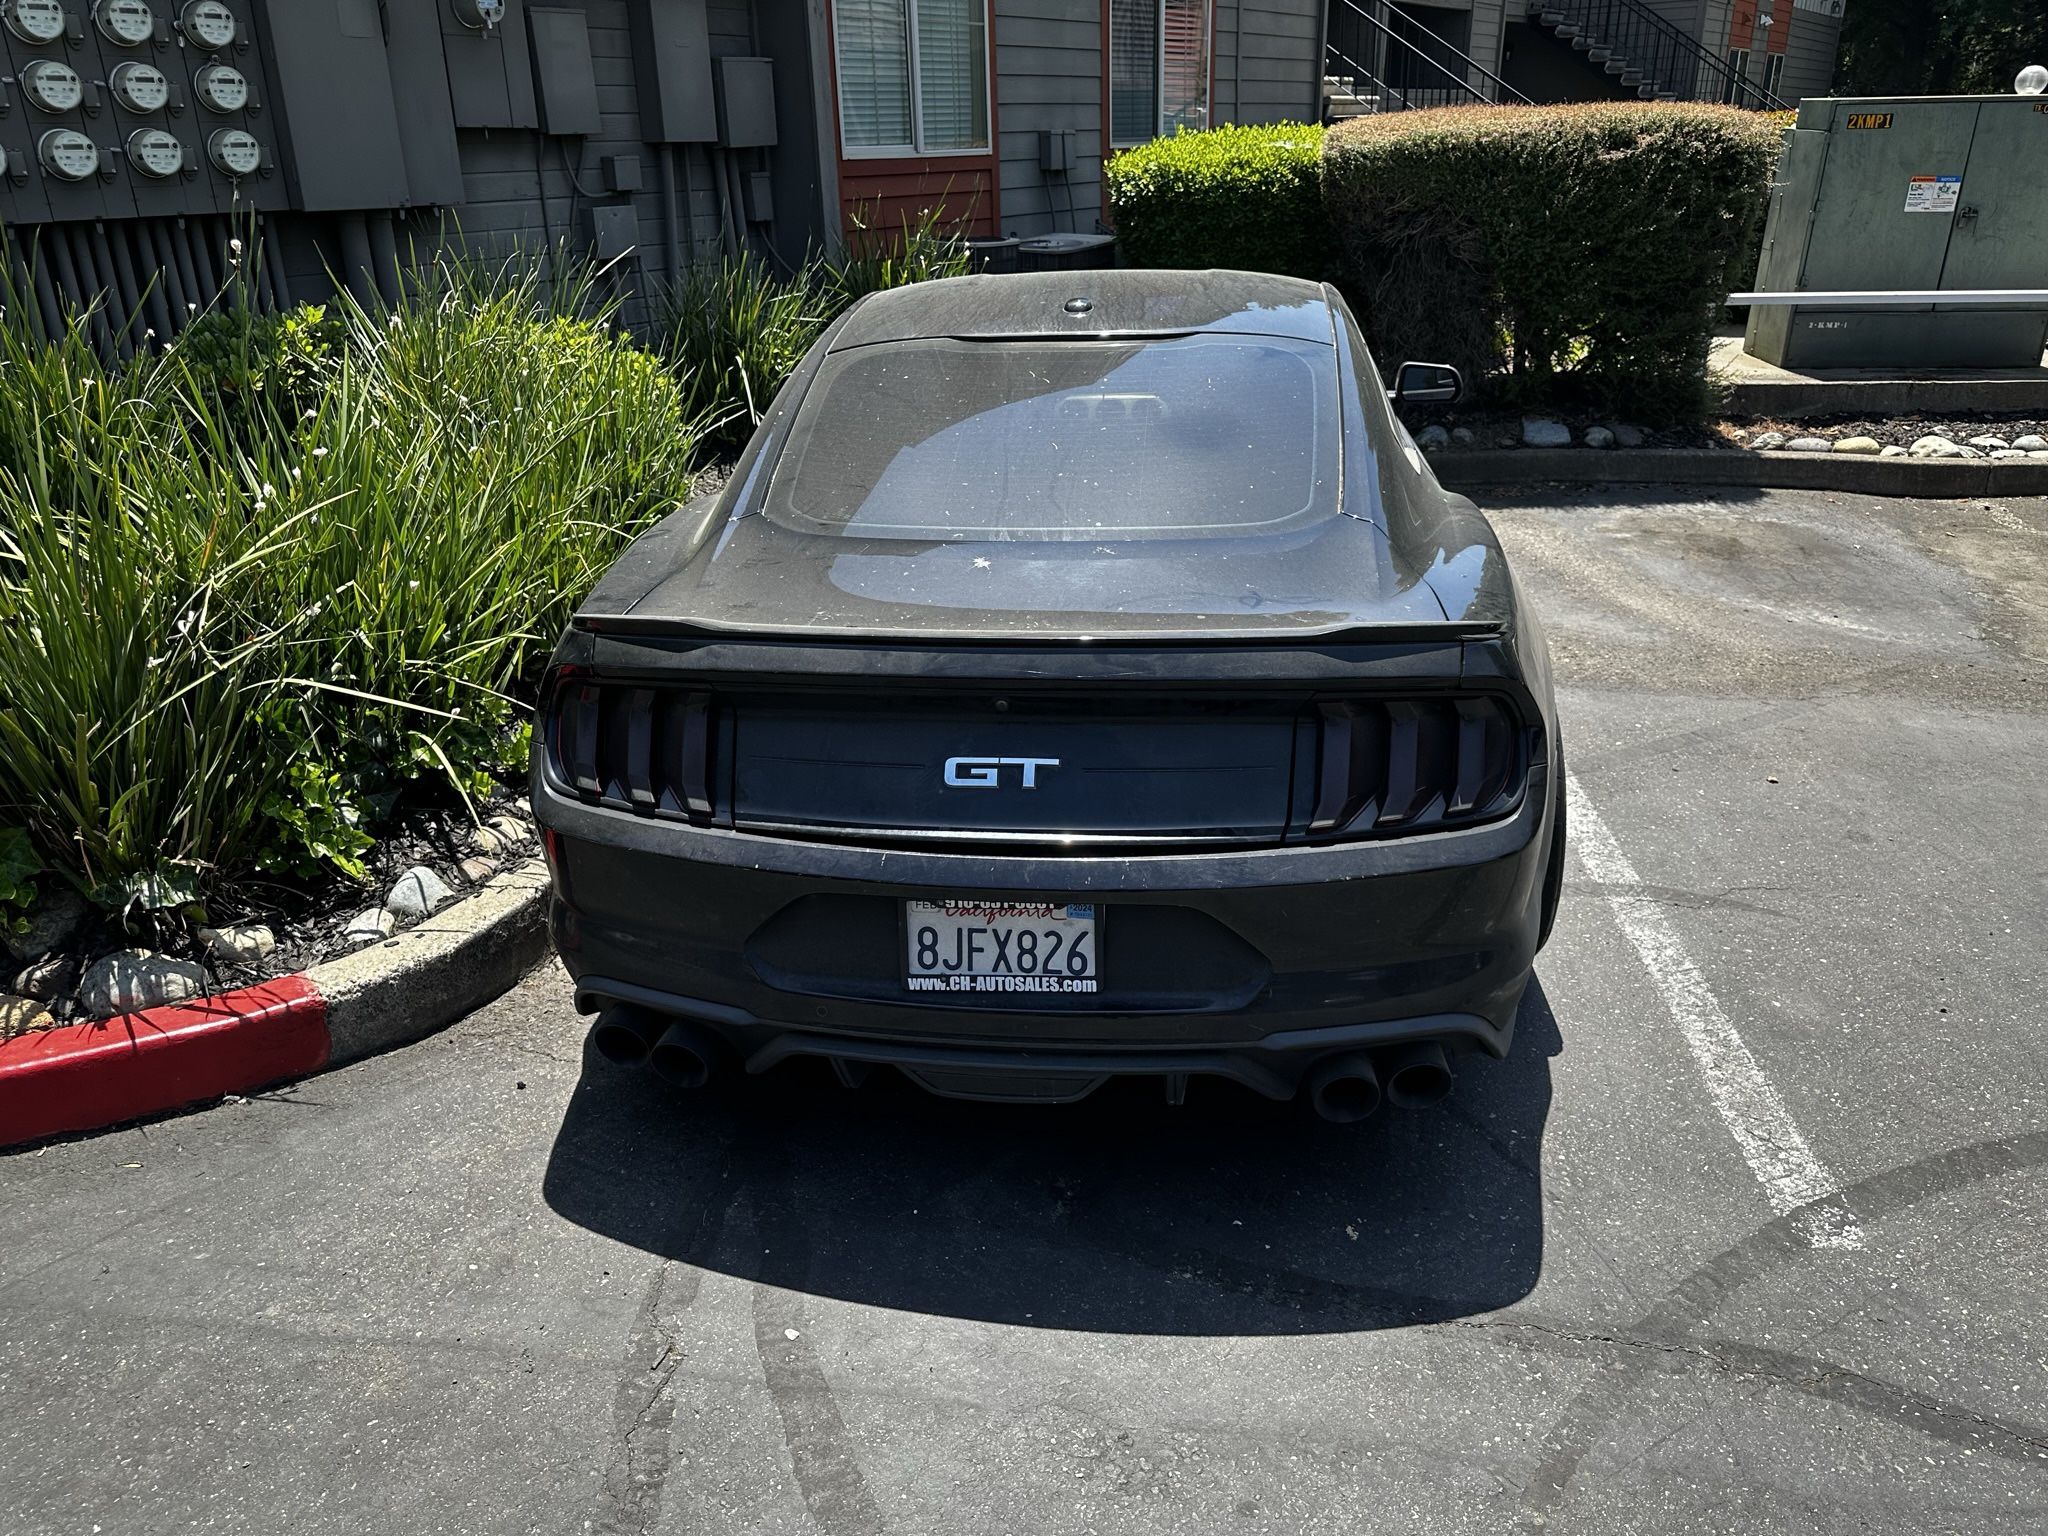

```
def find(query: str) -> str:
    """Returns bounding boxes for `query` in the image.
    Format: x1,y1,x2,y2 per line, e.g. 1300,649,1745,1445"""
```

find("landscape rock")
14,953,78,1002
1784,437,1833,453
4,889,90,964
0,993,54,1039
1880,445,1910,458
2011,434,2048,452
468,825,506,856
1450,426,1476,446
1612,423,1645,448
342,907,396,946
457,857,496,886
2032,451,2048,460
1909,435,1971,458
1521,417,1572,449
197,923,275,965
385,865,454,922
77,950,207,1018
1496,432,1519,448
486,815,534,849
1583,426,1615,449
1414,424,1450,451
1966,435,2009,451
1831,436,1882,455
1990,449,2028,460
1748,431,1787,451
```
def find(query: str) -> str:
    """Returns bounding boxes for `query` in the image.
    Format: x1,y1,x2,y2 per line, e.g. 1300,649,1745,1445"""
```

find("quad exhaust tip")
1382,1039,1454,1110
590,1006,720,1089
1306,1041,1456,1120
590,1004,667,1066
1306,1052,1383,1123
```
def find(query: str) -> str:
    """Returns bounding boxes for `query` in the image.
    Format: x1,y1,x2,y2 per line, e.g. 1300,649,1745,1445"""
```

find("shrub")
1322,103,1783,422
1106,124,1330,278
659,254,832,454
173,303,344,426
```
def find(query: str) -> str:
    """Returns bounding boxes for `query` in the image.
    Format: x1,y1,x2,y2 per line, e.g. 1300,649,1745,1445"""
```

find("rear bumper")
536,759,1554,1100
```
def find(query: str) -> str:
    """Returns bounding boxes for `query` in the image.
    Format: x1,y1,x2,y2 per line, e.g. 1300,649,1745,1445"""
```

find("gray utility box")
1746,95,2048,369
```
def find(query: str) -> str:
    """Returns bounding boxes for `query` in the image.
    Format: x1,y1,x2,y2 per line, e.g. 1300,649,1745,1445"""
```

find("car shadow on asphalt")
541,981,1560,1335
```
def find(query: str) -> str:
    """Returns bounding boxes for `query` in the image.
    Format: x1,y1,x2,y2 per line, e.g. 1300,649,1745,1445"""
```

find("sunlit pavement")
4,487,2044,1535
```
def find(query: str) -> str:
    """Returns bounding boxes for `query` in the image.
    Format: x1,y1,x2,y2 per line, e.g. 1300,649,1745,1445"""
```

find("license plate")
904,900,1098,995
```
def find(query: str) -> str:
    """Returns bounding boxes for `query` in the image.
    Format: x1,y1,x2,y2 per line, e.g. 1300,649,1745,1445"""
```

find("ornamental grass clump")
1321,103,1783,422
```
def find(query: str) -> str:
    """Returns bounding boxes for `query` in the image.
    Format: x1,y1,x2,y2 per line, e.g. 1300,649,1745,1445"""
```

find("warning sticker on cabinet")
1904,175,1961,213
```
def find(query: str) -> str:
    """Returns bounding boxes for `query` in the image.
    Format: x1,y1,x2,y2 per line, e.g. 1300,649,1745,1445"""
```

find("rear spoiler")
572,614,1507,645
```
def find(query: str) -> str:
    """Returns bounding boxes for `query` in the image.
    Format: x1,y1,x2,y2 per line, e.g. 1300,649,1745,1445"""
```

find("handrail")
1325,38,1417,114
1327,0,1535,109
1534,0,1789,109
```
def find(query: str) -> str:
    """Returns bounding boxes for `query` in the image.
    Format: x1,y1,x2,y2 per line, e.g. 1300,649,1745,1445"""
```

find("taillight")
547,677,715,821
1308,696,1523,838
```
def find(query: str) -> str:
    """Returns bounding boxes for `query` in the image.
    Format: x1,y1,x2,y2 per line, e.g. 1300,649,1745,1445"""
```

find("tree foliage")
1835,0,2048,96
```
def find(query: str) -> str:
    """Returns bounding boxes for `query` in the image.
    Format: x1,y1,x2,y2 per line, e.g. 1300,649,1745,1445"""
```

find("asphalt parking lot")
4,485,2044,1535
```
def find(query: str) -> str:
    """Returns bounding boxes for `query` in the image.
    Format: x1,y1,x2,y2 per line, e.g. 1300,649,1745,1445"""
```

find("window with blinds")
837,0,990,154
1111,0,1210,148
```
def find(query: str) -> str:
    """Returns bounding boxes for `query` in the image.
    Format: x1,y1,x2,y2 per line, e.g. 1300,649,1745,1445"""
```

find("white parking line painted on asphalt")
1565,774,1865,1251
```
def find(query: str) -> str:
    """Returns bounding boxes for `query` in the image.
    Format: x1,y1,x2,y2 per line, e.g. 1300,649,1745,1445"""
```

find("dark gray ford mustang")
531,269,1563,1119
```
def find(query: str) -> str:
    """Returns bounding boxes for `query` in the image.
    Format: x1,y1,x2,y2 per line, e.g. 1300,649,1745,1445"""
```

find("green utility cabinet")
1746,95,2048,368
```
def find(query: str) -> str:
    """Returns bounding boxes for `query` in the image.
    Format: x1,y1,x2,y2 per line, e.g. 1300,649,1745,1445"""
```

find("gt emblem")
942,756,1060,789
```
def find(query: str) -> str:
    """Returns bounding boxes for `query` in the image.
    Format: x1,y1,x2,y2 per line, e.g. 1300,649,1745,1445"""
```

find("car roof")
827,268,1336,350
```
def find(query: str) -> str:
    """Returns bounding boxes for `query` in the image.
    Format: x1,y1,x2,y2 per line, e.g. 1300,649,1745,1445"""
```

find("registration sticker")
904,900,1099,994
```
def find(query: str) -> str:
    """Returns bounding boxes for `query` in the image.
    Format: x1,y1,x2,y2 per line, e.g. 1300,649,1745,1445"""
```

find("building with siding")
0,0,1328,341
1324,1,1846,116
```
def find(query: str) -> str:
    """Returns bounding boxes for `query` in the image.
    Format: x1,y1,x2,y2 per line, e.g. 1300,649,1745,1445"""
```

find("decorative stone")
342,907,395,945
385,865,453,922
196,923,275,965
1966,435,2009,450
1521,417,1572,449
1990,449,2028,460
1450,426,1476,446
1909,435,1970,458
468,825,506,856
1880,445,1910,458
2031,451,2048,460
457,857,496,886
2010,434,2047,452
1414,424,1450,451
76,950,207,1019
1748,431,1787,450
486,815,534,849
0,993,54,1039
4,889,90,964
1583,426,1615,449
1784,437,1833,453
1612,423,1645,448
1830,436,1882,455
14,953,78,1002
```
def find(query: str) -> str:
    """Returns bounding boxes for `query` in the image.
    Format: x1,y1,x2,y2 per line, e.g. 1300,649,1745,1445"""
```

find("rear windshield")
767,334,1339,542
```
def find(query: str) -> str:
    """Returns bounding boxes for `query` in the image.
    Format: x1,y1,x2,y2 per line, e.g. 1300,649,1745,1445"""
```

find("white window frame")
1110,0,1212,150
834,0,992,160
1722,47,1751,104
1759,51,1786,99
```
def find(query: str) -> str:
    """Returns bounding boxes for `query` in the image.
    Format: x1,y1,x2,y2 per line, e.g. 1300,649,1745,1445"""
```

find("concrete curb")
1431,448,2048,498
0,859,551,1150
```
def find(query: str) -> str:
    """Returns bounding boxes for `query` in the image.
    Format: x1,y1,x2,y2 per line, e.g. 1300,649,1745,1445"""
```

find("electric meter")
206,125,258,175
23,59,86,114
193,60,247,113
126,125,183,177
2,0,68,45
452,0,505,28
178,0,232,48
111,60,170,112
94,0,154,45
39,128,101,181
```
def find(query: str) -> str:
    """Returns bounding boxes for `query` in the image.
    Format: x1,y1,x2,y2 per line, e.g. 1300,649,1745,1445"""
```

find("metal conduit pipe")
261,217,292,311
30,238,65,342
335,212,378,307
43,228,84,340
59,228,102,353
167,219,206,318
658,143,682,292
79,226,125,359
99,222,148,355
147,220,192,331
368,210,402,307
135,222,176,344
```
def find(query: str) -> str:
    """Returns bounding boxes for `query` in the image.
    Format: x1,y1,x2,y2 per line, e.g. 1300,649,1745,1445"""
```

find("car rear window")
766,334,1338,542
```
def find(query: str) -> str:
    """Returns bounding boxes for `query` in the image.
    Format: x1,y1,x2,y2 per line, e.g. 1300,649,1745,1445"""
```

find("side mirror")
1391,361,1463,404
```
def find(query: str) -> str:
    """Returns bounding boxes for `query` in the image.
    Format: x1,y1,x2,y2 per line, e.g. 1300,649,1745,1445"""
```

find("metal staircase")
1323,0,1534,117
1528,0,1788,108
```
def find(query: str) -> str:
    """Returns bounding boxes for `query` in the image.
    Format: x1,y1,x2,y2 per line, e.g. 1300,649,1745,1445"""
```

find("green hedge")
1105,123,1330,279
1322,104,1783,422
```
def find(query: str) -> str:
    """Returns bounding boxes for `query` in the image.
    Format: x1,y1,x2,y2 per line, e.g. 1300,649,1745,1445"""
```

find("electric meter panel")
178,0,232,48
126,125,183,177
23,59,85,114
2,0,68,45
206,124,258,175
95,0,154,45
453,0,507,27
193,61,247,113
39,128,101,181
111,60,170,112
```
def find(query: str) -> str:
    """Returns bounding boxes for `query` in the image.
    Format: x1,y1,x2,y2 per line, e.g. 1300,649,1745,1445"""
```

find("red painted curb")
0,977,330,1149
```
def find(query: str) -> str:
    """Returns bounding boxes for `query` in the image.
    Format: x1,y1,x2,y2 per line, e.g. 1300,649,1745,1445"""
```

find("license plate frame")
902,899,1100,996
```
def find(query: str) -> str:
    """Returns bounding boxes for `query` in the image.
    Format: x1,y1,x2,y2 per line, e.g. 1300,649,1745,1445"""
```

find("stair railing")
1326,0,1536,113
1532,0,1789,109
